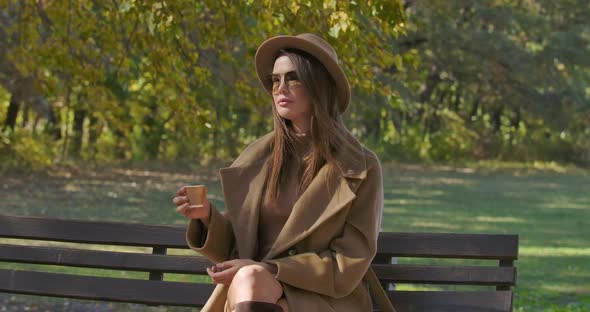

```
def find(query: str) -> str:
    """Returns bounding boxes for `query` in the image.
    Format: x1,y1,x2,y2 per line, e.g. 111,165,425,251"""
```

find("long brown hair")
263,48,358,206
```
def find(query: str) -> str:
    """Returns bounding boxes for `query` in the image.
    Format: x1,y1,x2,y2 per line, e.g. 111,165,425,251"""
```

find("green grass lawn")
382,163,590,311
1,161,589,311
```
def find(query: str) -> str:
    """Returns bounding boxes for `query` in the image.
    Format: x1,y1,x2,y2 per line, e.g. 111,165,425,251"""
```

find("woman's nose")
277,78,289,94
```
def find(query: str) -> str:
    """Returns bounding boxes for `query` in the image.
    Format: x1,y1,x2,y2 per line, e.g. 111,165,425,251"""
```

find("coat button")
288,249,297,256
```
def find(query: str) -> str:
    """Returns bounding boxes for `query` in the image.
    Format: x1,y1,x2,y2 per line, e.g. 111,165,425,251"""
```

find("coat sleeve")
185,202,236,264
263,152,384,298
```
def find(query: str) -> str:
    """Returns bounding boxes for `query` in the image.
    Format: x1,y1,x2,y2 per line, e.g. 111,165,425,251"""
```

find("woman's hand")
206,259,278,285
173,186,211,226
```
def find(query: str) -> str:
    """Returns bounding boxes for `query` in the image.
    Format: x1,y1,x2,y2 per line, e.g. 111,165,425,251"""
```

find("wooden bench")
0,214,519,311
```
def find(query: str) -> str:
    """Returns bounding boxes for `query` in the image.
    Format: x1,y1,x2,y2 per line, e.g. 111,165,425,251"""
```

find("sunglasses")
267,71,304,94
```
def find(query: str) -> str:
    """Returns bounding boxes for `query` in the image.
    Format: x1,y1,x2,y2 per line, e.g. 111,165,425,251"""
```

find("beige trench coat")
185,131,393,312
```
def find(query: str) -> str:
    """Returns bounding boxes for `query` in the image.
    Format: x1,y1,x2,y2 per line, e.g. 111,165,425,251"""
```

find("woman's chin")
277,107,295,119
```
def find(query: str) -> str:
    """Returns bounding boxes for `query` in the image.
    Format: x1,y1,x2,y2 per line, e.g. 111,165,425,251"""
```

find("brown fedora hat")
255,33,351,114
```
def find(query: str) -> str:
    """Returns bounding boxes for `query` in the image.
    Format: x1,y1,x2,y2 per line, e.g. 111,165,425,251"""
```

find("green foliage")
382,0,590,164
1,0,406,167
0,0,589,168
0,129,57,171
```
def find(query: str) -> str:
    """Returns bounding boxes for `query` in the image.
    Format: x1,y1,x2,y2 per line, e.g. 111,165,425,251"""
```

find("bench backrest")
374,232,518,311
0,215,518,311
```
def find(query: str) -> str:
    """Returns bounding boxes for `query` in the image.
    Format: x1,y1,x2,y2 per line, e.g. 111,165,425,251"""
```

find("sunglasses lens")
271,81,280,92
270,77,302,94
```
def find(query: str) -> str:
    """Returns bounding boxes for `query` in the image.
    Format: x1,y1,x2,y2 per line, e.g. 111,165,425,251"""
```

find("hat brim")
255,35,351,114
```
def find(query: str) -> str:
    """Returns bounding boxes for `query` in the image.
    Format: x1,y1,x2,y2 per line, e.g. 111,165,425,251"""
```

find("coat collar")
218,130,367,260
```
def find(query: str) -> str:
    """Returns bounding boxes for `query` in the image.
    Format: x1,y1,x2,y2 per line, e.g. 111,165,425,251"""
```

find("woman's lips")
277,99,293,106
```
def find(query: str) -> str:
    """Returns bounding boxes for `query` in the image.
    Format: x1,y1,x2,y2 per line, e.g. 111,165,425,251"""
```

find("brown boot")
233,300,283,312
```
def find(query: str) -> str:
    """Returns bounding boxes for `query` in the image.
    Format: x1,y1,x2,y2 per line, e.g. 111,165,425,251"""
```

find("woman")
173,33,394,312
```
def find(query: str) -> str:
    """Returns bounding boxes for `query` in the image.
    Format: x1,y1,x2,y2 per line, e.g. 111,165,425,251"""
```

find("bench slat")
377,232,519,260
0,215,187,248
2,215,519,260
372,263,516,286
0,214,518,311
0,269,213,307
0,269,513,311
0,244,211,274
0,244,516,286
385,290,513,312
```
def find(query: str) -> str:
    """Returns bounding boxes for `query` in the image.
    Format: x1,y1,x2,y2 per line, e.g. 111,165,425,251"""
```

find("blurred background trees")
387,0,590,165
1,0,588,170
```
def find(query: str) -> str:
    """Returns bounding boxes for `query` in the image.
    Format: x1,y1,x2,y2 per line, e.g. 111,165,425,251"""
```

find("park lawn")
0,161,588,311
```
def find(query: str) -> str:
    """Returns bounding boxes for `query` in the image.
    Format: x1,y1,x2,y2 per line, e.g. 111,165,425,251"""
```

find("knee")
228,264,282,301
232,265,267,287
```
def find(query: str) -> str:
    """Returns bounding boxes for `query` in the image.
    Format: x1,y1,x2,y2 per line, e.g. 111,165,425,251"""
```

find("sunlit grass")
520,247,590,257
382,163,590,311
1,161,589,311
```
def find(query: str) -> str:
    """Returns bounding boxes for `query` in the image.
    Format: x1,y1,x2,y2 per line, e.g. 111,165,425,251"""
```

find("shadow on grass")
1,162,589,310
381,166,590,310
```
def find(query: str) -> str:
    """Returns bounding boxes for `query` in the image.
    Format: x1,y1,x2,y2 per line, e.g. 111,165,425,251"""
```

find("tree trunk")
87,113,99,160
468,96,481,123
416,67,441,121
143,100,162,160
20,102,28,128
3,94,19,131
60,83,72,161
111,98,129,159
491,105,503,133
368,93,383,140
418,68,441,103
47,105,62,140
452,83,462,112
70,108,86,159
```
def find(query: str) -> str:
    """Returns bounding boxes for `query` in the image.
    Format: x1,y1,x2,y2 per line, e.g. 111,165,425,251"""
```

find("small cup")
185,185,207,208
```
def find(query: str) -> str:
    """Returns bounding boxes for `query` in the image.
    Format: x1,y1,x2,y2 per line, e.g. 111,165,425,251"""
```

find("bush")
0,128,58,171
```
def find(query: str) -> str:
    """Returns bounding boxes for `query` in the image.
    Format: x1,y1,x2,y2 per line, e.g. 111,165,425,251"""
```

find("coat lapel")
218,161,267,259
263,164,357,259
219,131,368,261
219,133,274,259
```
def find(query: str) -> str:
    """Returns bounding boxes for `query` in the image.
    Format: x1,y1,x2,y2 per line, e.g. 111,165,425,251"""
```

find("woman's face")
271,55,312,132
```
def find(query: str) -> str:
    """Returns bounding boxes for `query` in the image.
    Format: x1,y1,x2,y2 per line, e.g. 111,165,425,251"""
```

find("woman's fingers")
206,267,222,284
173,186,213,220
172,196,188,206
208,266,237,282
206,267,216,281
206,266,233,285
206,261,262,285
176,202,190,215
206,260,266,285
